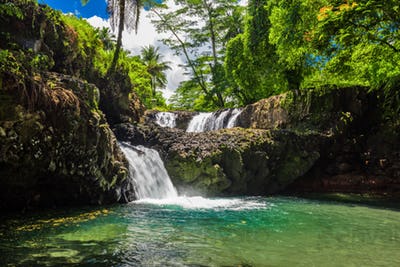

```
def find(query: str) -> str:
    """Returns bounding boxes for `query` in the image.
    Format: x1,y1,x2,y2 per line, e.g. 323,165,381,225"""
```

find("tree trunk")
204,0,225,108
109,0,126,73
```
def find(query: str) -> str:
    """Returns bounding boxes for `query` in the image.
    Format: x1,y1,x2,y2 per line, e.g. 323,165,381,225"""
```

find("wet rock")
117,123,323,196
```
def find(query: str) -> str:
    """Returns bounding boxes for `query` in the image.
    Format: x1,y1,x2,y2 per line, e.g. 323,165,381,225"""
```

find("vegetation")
151,0,399,117
151,0,244,110
140,45,171,97
2,0,400,117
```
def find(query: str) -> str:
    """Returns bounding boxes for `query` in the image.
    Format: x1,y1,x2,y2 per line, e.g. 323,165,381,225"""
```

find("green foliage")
169,79,216,111
0,1,24,21
310,0,400,118
152,0,244,110
225,0,288,105
0,0,164,114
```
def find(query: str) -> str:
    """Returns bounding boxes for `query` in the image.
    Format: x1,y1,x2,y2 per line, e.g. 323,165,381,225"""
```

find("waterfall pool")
1,196,399,266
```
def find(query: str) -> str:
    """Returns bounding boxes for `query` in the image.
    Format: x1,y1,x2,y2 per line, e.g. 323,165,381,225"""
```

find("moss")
275,151,320,185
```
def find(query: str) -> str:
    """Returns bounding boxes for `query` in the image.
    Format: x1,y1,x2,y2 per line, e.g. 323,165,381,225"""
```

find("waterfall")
226,108,242,128
155,112,177,128
186,108,242,132
119,143,178,199
186,112,214,132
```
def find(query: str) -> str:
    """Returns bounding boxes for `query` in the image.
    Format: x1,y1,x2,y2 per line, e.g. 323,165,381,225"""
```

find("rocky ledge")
115,123,323,196
117,86,400,197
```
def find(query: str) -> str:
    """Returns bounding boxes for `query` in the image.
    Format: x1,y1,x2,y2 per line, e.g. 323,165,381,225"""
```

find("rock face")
237,86,374,133
115,124,322,196
0,0,139,210
237,86,400,196
0,72,135,210
0,0,145,127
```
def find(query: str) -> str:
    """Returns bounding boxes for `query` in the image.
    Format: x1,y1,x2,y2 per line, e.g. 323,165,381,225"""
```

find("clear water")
1,196,399,266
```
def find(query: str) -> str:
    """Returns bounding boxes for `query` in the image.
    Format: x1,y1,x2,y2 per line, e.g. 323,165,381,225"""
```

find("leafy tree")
225,0,287,105
312,0,400,116
266,0,318,91
151,0,243,109
140,45,171,97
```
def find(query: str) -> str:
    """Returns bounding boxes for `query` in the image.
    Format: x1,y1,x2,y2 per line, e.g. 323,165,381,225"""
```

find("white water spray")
120,143,178,199
155,112,177,128
226,108,242,128
186,108,243,132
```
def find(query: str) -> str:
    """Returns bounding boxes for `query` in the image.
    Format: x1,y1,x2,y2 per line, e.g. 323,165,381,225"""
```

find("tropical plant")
97,27,116,50
140,45,171,97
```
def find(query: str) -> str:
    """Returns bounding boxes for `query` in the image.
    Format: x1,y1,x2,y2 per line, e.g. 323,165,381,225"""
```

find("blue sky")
39,0,108,18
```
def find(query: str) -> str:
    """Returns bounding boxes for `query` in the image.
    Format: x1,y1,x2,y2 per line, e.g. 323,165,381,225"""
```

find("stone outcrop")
236,86,399,196
237,86,375,133
0,0,140,210
0,71,136,210
0,0,145,126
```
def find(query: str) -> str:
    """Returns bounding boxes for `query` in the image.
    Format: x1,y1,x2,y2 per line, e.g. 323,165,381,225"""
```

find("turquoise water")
1,197,399,266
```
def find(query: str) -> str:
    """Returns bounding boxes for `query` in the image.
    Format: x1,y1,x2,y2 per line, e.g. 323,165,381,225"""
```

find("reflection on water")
1,197,399,266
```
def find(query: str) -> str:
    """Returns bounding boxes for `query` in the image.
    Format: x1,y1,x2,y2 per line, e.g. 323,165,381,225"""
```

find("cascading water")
226,108,242,128
155,112,177,128
186,112,214,132
119,143,178,199
186,108,242,132
119,142,263,209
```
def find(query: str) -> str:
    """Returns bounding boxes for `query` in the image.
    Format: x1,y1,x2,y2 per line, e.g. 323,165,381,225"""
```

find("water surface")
1,197,399,266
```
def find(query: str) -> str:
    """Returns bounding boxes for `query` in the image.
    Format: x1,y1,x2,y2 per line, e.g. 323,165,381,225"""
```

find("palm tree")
82,0,161,72
108,0,144,72
140,45,171,96
97,27,116,50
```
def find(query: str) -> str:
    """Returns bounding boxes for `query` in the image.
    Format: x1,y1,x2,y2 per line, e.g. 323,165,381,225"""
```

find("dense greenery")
151,0,400,116
2,0,400,116
0,0,169,110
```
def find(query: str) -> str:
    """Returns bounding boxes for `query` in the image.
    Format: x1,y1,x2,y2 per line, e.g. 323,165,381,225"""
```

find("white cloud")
86,15,110,29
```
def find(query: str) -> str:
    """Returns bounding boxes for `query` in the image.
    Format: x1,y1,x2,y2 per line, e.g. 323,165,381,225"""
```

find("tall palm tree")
81,0,161,72
108,0,144,72
140,45,171,96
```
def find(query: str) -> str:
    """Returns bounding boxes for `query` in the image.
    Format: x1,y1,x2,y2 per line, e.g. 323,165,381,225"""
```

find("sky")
39,0,186,100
